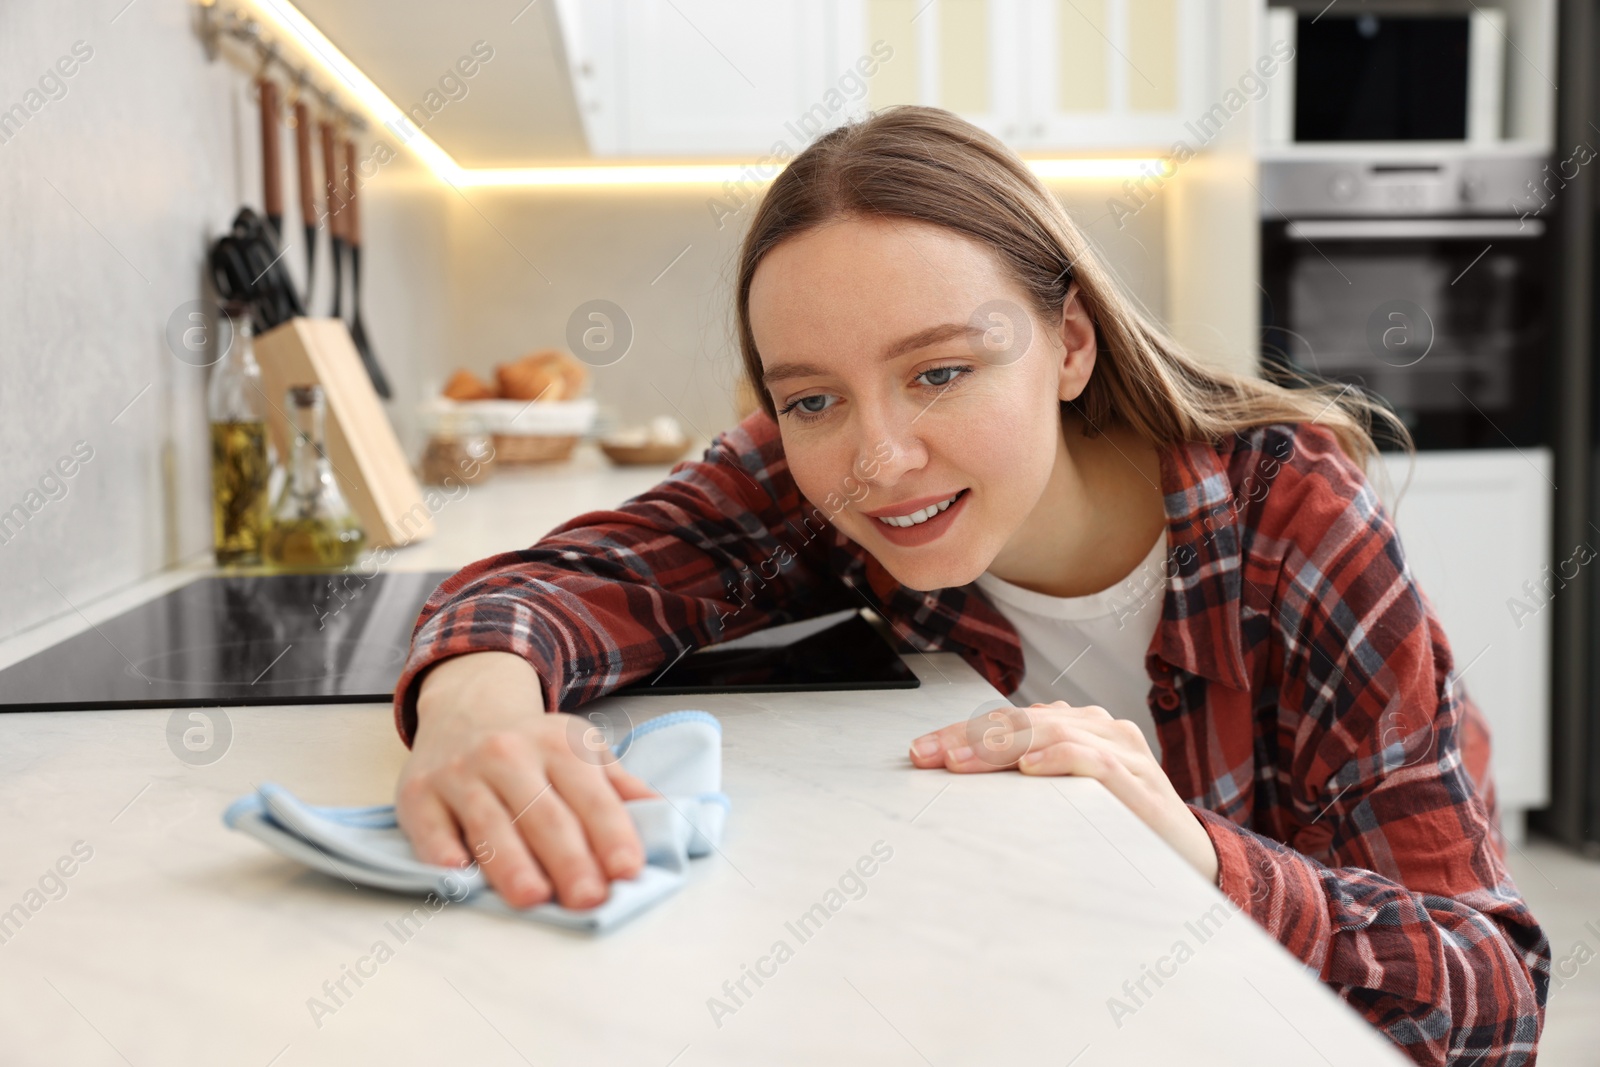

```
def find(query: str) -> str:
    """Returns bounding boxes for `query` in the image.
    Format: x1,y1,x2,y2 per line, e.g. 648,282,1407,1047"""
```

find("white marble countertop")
0,447,1407,1065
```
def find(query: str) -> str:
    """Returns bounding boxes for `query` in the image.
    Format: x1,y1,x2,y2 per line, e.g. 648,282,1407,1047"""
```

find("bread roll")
495,349,589,402
524,348,589,399
496,359,565,401
442,369,497,401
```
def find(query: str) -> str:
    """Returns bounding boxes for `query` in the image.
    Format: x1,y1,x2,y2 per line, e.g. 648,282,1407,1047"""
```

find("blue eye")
779,393,837,420
917,365,972,388
779,365,971,423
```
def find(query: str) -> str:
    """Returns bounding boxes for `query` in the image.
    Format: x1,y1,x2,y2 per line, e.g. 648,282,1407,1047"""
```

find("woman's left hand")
909,701,1219,883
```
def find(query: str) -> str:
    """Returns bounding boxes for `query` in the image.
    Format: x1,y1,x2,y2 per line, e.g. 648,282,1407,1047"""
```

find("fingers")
908,727,957,768
1033,713,1151,757
473,745,610,911
395,777,470,868
1018,735,1116,778
398,694,694,914
912,702,1149,773
1019,735,1148,805
1024,737,1134,798
606,763,660,802
402,657,670,910
547,755,647,881
434,774,554,909
908,706,1035,770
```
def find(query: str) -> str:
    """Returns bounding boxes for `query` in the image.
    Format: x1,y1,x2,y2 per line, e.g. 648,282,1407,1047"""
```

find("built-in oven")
1259,155,1552,450
1258,154,1558,842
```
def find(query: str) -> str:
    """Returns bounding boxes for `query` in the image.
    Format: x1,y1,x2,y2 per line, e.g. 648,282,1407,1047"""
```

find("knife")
294,95,317,307
321,119,344,319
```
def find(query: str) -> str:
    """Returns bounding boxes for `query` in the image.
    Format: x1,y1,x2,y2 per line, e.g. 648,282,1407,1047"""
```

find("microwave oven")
1263,9,1506,144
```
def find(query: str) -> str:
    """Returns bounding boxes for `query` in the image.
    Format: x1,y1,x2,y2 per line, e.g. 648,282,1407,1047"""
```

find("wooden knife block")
254,318,433,548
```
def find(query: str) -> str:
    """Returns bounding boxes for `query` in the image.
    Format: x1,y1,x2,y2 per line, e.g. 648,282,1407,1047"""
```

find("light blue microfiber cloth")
223,710,728,934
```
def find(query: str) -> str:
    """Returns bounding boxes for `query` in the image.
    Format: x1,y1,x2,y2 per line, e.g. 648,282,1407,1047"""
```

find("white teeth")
877,493,960,527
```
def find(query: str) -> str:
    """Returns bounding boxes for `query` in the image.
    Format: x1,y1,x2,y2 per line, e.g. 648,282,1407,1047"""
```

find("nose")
854,394,927,489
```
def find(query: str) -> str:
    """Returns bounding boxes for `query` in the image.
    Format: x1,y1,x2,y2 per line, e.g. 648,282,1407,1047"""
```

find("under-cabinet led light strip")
244,0,1163,189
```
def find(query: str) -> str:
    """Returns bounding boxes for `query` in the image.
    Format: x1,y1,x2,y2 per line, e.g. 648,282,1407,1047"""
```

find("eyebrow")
760,322,983,387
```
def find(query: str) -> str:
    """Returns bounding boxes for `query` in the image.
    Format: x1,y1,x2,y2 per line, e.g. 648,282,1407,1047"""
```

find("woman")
392,107,1548,1064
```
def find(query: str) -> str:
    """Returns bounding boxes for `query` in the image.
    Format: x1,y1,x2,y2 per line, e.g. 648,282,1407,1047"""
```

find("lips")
867,489,969,547
864,489,966,523
874,492,961,527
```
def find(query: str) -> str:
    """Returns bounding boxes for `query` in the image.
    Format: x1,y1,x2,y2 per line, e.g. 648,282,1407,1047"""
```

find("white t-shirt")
972,530,1169,759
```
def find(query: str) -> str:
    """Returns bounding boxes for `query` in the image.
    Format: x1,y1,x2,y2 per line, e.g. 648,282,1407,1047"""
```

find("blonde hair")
734,106,1411,467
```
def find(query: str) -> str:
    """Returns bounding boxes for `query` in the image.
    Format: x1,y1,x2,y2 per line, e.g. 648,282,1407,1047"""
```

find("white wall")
435,179,1172,439
0,0,450,642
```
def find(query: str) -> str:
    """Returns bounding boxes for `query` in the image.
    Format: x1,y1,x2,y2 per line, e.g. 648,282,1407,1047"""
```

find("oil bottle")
262,383,366,570
207,312,270,565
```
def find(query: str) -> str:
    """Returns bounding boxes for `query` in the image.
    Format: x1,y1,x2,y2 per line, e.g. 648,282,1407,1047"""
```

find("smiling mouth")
875,490,967,528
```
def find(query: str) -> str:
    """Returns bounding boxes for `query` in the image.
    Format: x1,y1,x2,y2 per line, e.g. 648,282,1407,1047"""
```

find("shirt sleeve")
389,411,845,745
1194,425,1550,1066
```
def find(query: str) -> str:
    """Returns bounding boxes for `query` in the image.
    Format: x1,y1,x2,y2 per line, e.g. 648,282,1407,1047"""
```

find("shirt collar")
1154,436,1252,691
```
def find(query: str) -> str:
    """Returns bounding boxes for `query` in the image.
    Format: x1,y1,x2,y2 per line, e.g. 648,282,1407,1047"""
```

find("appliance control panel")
1261,156,1546,217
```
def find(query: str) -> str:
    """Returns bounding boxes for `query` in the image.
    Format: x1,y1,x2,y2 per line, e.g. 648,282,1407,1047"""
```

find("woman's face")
748,215,1091,591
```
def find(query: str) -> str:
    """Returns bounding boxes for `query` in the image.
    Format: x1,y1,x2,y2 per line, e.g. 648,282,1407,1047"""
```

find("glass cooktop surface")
0,571,453,711
0,575,919,712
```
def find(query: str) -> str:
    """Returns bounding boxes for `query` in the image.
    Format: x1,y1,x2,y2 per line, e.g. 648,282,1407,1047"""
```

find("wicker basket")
492,433,580,464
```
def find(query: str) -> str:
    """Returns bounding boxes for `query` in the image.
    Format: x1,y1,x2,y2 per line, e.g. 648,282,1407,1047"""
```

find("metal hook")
201,4,367,133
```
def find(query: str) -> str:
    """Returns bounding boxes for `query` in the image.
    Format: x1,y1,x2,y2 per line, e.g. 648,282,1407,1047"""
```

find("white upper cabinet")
843,0,1025,146
554,0,1214,156
556,0,856,157
1021,0,1213,149
854,0,1212,150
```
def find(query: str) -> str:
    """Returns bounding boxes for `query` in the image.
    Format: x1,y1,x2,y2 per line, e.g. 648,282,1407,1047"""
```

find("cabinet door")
1375,448,1552,813
849,0,1027,144
559,0,842,157
1022,0,1212,149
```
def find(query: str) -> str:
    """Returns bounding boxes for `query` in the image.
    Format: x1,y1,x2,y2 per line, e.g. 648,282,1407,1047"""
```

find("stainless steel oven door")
1260,216,1550,450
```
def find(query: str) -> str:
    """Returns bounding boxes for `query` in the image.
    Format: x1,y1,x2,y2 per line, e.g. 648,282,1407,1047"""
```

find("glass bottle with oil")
207,312,270,565
262,384,366,570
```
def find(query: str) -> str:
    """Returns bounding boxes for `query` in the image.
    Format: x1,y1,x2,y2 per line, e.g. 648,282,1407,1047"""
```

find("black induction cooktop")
0,570,455,711
0,573,918,712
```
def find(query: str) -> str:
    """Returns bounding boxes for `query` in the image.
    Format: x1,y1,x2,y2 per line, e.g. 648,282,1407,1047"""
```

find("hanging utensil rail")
196,2,367,134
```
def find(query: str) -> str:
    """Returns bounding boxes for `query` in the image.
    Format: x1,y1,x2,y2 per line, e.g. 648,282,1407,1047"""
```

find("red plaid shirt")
394,411,1549,1065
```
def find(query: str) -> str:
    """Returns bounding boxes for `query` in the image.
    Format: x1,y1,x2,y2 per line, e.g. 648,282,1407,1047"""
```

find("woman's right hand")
396,650,657,910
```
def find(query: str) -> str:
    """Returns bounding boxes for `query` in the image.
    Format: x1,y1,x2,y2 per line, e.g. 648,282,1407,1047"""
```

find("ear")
1054,284,1097,403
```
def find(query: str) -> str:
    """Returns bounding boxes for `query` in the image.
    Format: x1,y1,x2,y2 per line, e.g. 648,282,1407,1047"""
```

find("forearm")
393,565,750,745
389,534,725,745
